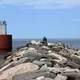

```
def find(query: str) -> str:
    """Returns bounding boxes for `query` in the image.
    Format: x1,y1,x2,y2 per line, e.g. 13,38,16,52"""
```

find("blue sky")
0,0,80,39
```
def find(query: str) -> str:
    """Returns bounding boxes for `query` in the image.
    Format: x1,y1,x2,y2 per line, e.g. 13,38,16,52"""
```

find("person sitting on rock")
42,36,48,45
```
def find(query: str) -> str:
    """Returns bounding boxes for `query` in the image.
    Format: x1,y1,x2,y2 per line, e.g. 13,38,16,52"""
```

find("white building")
0,21,7,35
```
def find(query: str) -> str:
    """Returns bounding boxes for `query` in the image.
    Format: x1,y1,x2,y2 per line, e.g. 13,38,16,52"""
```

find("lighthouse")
0,21,12,54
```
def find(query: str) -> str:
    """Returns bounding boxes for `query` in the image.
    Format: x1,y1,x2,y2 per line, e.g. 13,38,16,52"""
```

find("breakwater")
0,39,80,80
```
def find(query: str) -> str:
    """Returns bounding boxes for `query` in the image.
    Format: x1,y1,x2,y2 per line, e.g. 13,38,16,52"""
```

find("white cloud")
0,0,80,9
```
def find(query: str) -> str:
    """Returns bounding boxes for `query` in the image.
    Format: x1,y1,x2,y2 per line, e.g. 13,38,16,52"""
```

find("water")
13,39,80,50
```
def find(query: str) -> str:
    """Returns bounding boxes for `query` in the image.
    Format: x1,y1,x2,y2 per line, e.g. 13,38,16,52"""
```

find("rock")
36,76,45,80
63,68,80,73
54,64,60,68
36,41,41,45
23,52,42,60
0,63,39,80
40,59,50,62
11,56,20,61
13,71,56,80
44,78,53,80
13,57,30,65
48,50,52,53
66,61,80,69
48,43,55,46
42,46,49,50
36,76,53,80
40,64,48,71
0,62,15,72
62,72,80,77
31,40,37,45
46,67,80,74
31,40,41,45
47,67,70,73
33,60,52,66
48,53,67,64
19,47,28,51
54,74,67,80
15,50,28,57
28,47,36,51
0,57,32,72
72,55,80,64
15,47,42,60
47,67,63,73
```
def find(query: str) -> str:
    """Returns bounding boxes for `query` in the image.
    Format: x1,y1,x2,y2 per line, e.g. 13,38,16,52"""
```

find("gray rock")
36,76,53,80
45,78,53,80
33,60,52,66
40,64,48,71
54,74,67,80
36,76,45,80
13,57,31,65
0,63,39,80
42,46,49,50
40,59,49,62
13,71,56,80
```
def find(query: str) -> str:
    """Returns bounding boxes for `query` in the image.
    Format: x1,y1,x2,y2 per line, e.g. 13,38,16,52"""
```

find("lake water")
13,39,80,50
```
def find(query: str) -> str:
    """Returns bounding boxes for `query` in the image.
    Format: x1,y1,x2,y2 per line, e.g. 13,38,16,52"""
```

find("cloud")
0,0,80,9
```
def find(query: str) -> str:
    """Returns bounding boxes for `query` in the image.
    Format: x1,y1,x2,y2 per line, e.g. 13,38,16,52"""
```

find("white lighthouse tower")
0,21,7,35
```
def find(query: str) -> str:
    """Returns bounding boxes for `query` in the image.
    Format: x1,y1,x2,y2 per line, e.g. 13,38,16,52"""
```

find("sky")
0,0,80,39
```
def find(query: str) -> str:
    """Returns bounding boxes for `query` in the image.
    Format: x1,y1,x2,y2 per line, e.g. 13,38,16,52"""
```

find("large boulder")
13,71,56,80
0,63,39,80
33,60,52,66
47,52,67,64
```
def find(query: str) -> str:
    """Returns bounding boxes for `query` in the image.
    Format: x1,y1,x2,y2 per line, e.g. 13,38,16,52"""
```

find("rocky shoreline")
0,38,80,80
